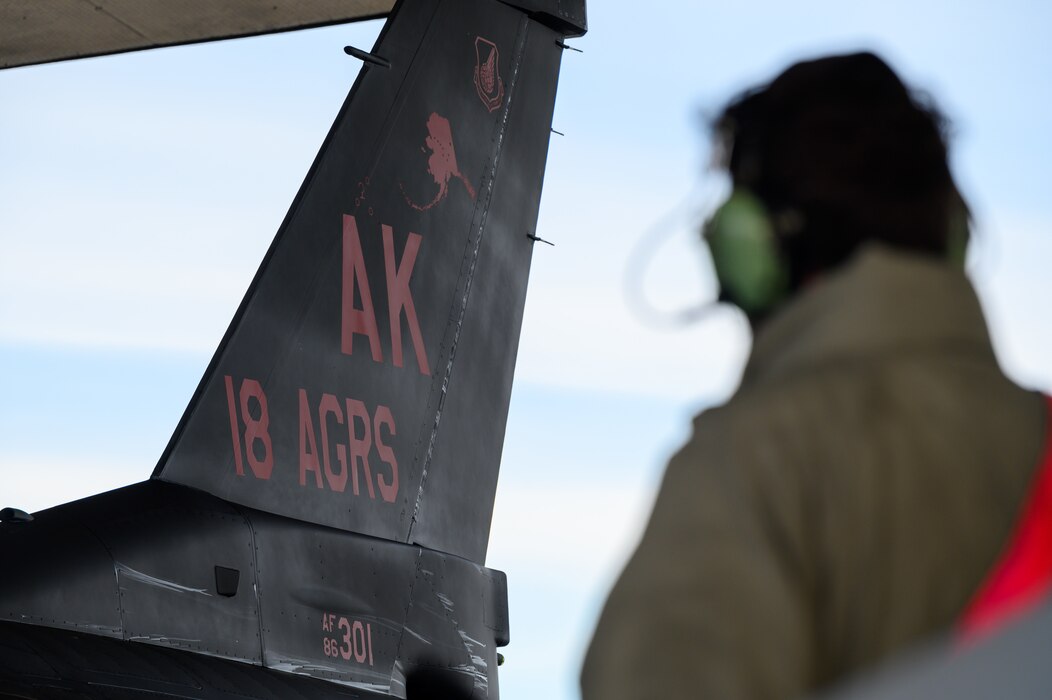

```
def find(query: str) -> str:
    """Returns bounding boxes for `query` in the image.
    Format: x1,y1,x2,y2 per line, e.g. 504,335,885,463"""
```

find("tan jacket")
581,244,1047,699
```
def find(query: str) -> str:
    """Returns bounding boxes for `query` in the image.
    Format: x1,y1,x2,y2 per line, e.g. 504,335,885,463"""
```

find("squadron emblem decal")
473,36,504,112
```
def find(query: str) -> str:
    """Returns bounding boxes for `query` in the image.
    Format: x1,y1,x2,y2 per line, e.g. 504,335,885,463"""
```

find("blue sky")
2,2,1051,699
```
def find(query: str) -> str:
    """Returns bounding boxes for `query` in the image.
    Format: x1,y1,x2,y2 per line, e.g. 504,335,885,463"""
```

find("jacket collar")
742,243,998,388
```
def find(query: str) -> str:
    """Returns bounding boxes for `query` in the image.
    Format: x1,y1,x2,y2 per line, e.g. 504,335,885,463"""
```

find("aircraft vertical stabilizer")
154,0,584,563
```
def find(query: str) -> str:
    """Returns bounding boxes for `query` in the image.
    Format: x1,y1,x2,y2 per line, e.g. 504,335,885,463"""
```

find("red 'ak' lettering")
341,215,383,363
346,399,376,499
320,393,348,493
374,405,399,503
383,225,430,375
299,389,323,488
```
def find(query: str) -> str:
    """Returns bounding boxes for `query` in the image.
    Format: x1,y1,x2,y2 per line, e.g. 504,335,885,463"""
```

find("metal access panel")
89,485,261,663
249,509,509,696
397,549,510,697
249,512,420,692
0,510,121,637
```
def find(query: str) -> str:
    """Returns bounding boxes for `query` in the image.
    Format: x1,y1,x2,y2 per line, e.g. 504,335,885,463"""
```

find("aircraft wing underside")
0,0,395,70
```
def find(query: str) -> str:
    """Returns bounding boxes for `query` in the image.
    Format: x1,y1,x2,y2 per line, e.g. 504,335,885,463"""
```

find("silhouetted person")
581,52,1048,699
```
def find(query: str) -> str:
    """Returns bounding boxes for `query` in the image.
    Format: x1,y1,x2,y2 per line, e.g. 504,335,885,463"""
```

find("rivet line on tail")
407,17,531,541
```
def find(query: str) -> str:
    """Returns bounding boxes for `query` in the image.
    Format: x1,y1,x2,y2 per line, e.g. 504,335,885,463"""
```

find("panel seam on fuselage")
406,9,531,545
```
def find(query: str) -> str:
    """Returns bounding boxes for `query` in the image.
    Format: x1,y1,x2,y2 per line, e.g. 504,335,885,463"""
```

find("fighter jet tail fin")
153,0,584,563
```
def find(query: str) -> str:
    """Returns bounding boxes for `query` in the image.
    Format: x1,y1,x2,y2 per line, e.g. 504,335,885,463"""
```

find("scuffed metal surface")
434,591,490,693
397,549,505,695
402,627,433,646
270,656,394,692
117,563,213,597
128,633,204,645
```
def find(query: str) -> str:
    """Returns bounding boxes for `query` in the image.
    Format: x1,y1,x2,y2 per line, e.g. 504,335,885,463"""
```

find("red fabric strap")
959,395,1052,639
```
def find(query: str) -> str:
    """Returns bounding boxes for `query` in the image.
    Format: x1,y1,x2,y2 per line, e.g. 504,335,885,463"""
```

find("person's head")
703,51,969,322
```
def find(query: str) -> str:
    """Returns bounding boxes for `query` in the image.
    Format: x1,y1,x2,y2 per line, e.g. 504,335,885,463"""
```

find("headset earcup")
947,202,970,269
703,190,789,315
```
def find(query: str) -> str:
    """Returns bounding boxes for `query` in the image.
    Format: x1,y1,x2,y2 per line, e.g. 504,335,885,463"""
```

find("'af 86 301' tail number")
321,613,375,666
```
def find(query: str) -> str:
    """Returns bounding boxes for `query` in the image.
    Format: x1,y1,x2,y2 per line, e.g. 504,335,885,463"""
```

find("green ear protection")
947,204,970,268
702,189,789,316
703,189,970,317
